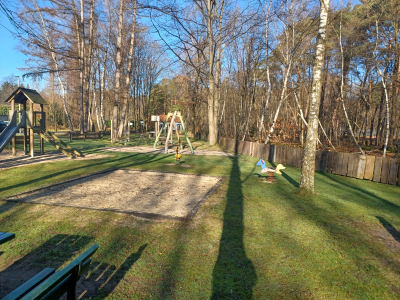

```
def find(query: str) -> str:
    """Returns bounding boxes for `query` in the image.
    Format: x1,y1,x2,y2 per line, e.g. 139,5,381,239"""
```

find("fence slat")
364,156,375,180
381,157,390,184
398,163,400,186
347,154,355,177
340,153,349,176
389,158,398,185
373,157,383,182
336,153,343,175
356,155,366,179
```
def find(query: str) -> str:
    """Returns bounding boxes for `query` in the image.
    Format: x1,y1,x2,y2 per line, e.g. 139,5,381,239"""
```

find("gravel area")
7,169,222,219
102,146,235,156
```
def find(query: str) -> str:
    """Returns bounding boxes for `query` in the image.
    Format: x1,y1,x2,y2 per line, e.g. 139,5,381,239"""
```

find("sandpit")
7,169,222,220
102,146,235,156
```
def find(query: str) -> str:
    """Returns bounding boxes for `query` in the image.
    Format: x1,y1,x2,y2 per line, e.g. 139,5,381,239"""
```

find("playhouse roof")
5,87,47,105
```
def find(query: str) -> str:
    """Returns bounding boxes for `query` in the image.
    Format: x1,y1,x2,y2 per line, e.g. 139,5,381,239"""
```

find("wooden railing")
218,137,400,186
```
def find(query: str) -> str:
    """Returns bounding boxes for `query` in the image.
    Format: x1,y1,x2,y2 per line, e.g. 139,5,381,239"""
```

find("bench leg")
67,264,80,300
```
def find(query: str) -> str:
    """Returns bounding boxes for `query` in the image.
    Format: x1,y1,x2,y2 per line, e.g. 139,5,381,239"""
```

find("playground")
0,98,399,298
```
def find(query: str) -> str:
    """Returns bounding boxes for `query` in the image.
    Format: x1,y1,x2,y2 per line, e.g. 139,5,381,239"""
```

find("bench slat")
40,259,92,300
0,232,15,245
21,244,99,300
2,268,55,300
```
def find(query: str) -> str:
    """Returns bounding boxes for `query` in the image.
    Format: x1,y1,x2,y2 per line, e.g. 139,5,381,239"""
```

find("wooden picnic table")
0,232,15,245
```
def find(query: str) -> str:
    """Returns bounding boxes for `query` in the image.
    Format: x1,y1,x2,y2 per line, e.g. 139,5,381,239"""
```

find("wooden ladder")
40,131,83,159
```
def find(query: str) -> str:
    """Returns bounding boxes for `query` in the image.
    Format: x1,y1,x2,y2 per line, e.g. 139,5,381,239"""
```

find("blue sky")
0,13,30,84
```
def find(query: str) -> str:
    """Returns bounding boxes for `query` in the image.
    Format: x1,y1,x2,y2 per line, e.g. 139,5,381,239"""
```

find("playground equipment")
256,159,285,183
175,147,182,162
1,87,81,158
153,111,194,154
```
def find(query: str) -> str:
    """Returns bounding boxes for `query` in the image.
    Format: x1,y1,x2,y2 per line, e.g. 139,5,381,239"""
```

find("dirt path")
102,146,236,156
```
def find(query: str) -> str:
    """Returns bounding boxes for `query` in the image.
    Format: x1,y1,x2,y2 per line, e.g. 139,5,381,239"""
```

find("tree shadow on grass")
75,244,147,299
376,216,400,243
211,145,257,299
268,162,299,187
0,152,166,196
0,234,94,298
318,172,400,213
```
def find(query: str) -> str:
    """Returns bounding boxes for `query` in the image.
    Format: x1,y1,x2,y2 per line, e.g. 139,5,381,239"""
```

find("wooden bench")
3,243,99,300
68,132,103,141
0,232,15,245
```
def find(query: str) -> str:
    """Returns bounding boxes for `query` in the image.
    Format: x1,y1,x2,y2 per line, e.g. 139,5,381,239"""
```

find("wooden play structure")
153,111,194,154
1,87,82,158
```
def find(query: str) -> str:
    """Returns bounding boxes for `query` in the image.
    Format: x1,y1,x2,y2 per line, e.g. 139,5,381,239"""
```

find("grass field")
0,135,400,299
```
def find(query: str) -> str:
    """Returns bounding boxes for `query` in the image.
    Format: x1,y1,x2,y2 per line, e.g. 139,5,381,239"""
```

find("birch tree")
300,0,330,193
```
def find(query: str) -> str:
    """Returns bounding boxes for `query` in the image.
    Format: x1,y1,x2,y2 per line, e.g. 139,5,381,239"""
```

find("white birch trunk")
374,20,390,157
300,0,330,193
259,0,273,142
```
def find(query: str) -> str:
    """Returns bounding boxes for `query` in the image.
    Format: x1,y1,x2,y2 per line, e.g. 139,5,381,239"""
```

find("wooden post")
10,99,16,156
23,102,27,155
40,104,44,155
153,113,172,149
165,111,177,153
177,111,194,154
173,118,181,149
30,101,34,157
30,128,34,157
110,119,113,142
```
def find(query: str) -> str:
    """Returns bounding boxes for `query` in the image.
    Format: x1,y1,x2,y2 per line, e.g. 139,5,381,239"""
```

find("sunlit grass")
0,139,399,299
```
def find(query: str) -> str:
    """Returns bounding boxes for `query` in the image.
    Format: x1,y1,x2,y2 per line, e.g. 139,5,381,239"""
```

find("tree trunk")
35,0,73,131
79,0,85,134
338,15,364,155
207,0,216,145
112,0,125,141
118,0,137,137
84,0,95,132
300,0,330,193
259,0,273,143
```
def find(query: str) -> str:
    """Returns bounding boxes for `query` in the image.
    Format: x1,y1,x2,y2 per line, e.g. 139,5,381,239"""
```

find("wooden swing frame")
152,111,194,154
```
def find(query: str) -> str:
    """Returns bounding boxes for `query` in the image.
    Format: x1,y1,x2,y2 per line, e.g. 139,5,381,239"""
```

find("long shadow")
211,144,257,299
319,172,400,212
0,234,93,298
269,162,299,187
76,244,147,299
376,216,400,242
0,152,166,195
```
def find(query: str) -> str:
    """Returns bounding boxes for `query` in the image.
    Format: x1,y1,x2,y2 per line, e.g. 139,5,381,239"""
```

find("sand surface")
7,169,221,219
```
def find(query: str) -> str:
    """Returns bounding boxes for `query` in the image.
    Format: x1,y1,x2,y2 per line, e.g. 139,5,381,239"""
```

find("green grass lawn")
0,138,400,299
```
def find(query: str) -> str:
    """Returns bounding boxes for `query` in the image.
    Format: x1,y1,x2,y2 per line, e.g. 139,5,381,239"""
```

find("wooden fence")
218,137,400,186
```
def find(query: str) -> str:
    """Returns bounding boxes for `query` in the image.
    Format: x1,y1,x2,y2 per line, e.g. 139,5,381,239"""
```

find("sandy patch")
7,169,221,219
102,146,236,156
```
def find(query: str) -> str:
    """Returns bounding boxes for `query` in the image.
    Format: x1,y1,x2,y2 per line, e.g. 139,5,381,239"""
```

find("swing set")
152,111,194,154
